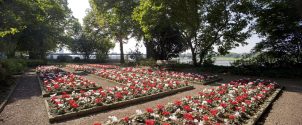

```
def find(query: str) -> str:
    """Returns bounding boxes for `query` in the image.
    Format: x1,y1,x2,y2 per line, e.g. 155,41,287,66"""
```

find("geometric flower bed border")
45,85,194,122
245,87,283,125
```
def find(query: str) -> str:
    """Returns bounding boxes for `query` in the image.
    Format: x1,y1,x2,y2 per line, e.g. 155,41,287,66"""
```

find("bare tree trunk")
118,38,125,64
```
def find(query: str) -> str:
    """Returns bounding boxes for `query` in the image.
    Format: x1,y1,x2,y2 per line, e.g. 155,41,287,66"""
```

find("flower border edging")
45,85,194,122
244,86,283,125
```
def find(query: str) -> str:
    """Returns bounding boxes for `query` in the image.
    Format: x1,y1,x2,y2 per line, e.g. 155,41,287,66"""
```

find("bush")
0,65,7,83
57,55,73,62
139,58,156,66
0,59,26,75
25,59,47,67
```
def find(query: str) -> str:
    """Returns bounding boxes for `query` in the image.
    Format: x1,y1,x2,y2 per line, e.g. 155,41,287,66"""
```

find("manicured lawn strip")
45,86,194,122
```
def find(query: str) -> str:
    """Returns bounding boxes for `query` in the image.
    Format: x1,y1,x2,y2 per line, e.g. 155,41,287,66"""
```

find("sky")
67,0,260,54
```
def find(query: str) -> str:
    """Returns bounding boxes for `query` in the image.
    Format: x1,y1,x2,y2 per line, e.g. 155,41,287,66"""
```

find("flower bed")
45,85,193,122
85,64,120,69
121,67,220,84
36,66,100,97
92,68,190,88
36,66,61,73
103,79,282,125
66,64,95,72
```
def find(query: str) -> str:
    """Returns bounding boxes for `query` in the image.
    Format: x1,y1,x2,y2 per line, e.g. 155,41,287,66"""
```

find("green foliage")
0,0,73,59
138,58,156,67
251,0,302,65
0,59,26,75
0,64,7,83
68,10,114,61
90,0,139,63
57,55,73,62
25,59,47,67
133,0,251,66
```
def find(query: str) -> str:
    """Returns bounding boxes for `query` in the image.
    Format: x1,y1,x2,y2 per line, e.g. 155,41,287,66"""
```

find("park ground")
0,68,301,125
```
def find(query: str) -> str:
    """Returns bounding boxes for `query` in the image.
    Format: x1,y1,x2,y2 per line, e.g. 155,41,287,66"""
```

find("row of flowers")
37,66,99,94
99,79,279,125
121,67,219,83
92,68,190,87
84,64,120,69
47,80,190,115
66,64,95,72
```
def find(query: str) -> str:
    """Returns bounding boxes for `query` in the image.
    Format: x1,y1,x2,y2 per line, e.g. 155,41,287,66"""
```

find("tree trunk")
187,40,199,66
119,38,125,64
145,41,154,59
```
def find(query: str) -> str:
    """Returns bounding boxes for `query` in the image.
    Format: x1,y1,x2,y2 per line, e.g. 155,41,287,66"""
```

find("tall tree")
133,0,251,66
90,0,138,63
252,0,302,65
68,10,114,61
0,0,73,59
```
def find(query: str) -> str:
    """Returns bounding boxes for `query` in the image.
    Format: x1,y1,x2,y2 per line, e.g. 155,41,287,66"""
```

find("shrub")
139,58,156,66
57,55,73,62
0,59,26,75
25,59,47,67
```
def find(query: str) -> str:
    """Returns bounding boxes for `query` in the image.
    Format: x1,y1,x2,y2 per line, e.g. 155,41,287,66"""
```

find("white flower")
198,121,204,125
194,119,199,123
169,115,177,120
136,110,143,115
108,116,118,122
235,111,240,117
202,101,207,105
58,103,64,108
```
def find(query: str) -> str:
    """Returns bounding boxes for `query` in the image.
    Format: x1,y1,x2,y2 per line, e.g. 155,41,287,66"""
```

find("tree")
90,0,138,63
147,23,187,60
0,0,73,59
68,10,114,61
133,0,251,66
251,0,302,65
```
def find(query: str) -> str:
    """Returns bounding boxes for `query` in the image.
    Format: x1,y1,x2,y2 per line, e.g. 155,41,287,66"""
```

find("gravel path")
0,71,301,125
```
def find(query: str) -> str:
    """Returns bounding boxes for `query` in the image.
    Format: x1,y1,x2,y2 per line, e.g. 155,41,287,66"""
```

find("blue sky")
67,0,260,54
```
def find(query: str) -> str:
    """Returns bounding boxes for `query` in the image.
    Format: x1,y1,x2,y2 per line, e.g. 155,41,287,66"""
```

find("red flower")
183,105,191,112
146,108,154,113
163,123,170,125
220,103,227,108
123,117,129,122
145,119,155,125
174,100,182,106
54,84,60,89
93,122,102,125
71,102,79,108
183,113,194,120
115,92,123,99
157,104,164,110
95,98,102,104
206,99,213,104
202,115,209,121
162,111,170,116
210,109,218,116
229,115,236,120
